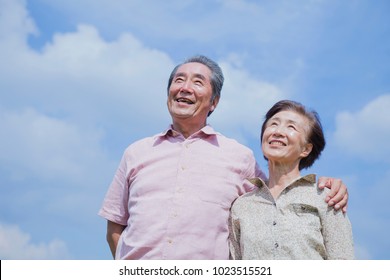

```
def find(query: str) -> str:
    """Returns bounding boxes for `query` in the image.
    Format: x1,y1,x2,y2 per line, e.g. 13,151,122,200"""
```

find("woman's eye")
288,125,297,130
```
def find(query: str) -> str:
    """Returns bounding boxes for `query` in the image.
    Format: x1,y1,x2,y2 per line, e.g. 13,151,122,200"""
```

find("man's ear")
210,96,220,113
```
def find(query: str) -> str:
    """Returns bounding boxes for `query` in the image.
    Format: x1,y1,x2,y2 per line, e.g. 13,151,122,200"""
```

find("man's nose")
179,80,193,92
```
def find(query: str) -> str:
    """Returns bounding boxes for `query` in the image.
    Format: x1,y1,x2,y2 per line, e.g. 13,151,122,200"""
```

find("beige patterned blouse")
229,174,354,259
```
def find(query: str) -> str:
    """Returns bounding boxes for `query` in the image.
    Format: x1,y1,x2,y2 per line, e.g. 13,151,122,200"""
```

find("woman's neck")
267,161,301,199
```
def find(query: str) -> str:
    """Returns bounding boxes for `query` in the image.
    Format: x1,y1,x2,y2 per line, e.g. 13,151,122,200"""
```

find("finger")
326,178,341,203
335,191,349,213
317,177,329,189
328,182,347,208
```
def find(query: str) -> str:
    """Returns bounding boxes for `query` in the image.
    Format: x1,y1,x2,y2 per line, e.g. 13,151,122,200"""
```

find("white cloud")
0,108,110,185
34,0,326,46
1,0,174,130
0,0,37,45
0,223,70,259
1,22,172,125
333,94,390,162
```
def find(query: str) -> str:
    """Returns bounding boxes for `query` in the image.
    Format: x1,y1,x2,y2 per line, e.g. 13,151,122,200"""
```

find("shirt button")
274,243,279,248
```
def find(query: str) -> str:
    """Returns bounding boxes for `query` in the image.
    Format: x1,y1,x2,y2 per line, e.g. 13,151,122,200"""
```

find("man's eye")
194,80,203,86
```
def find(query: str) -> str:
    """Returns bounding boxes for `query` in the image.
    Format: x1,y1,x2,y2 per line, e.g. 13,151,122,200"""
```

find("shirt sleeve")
228,204,242,260
320,203,354,259
98,150,130,226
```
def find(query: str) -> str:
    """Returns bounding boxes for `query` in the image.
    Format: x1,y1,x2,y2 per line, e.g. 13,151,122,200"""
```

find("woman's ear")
300,143,313,158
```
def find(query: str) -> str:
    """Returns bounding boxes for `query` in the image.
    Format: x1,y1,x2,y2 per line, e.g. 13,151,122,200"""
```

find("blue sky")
0,0,389,260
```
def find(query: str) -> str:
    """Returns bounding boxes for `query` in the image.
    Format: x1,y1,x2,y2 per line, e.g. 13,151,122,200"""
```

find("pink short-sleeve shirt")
98,125,265,259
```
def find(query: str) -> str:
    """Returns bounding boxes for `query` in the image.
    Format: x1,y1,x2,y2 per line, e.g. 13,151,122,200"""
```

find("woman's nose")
272,126,285,136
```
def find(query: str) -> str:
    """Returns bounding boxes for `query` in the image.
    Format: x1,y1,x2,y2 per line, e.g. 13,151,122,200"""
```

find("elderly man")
99,55,348,260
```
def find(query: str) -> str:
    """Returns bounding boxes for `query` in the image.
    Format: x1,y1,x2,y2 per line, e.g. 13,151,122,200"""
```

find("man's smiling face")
167,62,218,128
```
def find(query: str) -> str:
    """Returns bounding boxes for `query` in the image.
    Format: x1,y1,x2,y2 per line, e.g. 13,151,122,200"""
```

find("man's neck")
172,121,207,138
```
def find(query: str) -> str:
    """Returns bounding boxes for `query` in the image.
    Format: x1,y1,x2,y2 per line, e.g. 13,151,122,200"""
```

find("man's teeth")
177,98,193,104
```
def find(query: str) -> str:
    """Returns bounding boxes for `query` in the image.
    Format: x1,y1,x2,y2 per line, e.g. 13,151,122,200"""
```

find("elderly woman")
229,100,354,260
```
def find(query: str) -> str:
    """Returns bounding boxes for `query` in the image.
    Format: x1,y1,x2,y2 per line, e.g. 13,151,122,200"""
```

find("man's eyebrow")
193,73,207,81
174,72,207,81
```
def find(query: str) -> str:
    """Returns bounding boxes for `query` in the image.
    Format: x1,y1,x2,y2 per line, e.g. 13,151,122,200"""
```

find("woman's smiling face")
262,110,313,166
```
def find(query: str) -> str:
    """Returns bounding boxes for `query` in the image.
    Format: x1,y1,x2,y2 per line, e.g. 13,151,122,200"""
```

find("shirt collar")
248,174,317,189
153,124,219,140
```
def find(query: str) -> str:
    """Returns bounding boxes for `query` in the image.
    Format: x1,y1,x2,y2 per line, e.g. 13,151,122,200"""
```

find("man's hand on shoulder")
318,177,348,213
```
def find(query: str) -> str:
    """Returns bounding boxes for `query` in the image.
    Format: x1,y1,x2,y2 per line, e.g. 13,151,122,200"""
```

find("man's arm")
106,220,126,259
318,177,349,213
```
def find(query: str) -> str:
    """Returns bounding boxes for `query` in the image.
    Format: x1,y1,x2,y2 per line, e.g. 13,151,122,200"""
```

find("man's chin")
170,109,194,118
